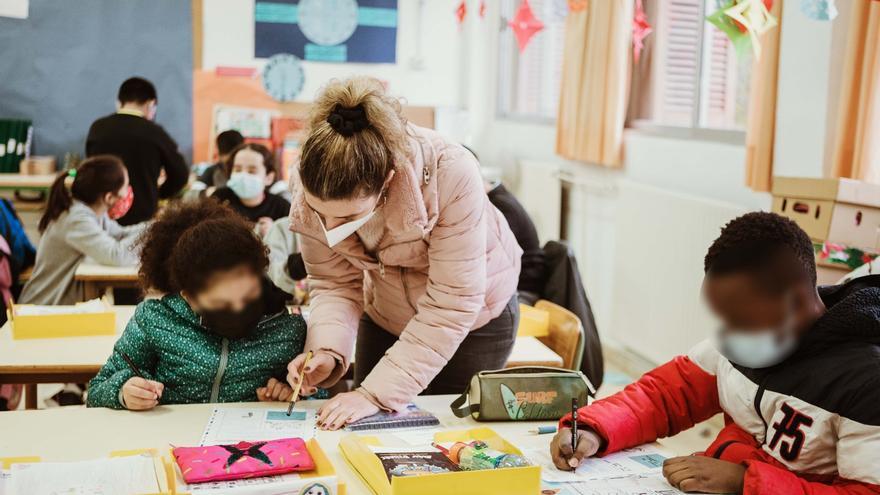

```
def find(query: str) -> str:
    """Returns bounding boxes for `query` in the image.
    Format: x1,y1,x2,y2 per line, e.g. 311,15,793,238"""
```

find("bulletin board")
0,0,193,162
254,0,398,63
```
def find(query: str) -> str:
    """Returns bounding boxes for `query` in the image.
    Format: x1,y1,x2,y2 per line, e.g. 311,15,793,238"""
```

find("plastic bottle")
445,441,530,471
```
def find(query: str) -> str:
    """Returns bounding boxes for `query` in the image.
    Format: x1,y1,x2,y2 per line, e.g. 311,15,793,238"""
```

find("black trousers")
354,296,520,395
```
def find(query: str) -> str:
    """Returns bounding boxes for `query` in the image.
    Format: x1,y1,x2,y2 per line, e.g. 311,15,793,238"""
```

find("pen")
287,350,313,416
571,398,578,453
119,350,167,391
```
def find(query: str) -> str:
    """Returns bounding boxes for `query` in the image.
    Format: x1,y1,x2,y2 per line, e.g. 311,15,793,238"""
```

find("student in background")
265,217,307,301
551,212,880,495
212,143,290,237
197,129,244,192
19,156,146,305
86,77,189,225
87,200,308,410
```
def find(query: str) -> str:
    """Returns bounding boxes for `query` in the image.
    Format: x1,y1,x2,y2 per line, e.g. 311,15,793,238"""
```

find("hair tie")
326,104,369,137
63,168,77,189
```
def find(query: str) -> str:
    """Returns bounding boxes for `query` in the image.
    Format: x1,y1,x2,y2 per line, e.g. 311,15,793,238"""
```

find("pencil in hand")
287,350,313,416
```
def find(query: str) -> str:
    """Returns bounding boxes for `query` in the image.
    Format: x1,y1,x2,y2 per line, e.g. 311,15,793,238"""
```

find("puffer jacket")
87,293,306,409
559,276,880,494
289,125,522,411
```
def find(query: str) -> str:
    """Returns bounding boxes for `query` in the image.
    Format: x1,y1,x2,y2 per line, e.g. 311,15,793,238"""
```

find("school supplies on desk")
373,449,460,481
525,443,670,483
200,408,317,446
287,350,312,416
172,437,314,484
345,403,440,431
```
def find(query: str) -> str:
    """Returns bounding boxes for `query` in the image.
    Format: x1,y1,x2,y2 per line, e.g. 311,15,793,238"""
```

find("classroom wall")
201,0,464,108
0,0,193,163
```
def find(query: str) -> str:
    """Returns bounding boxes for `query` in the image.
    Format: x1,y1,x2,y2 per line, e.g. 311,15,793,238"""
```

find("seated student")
265,217,307,301
19,156,146,305
211,143,291,237
197,129,244,192
551,212,880,495
87,200,306,410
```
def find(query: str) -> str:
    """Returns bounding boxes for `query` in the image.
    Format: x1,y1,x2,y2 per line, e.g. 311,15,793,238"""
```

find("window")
497,0,567,121
629,0,752,134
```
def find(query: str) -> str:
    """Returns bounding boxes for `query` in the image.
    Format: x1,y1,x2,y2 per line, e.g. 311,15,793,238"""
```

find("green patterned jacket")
87,294,305,409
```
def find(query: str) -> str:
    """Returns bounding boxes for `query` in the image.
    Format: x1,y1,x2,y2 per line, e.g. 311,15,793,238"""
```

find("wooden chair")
534,299,584,370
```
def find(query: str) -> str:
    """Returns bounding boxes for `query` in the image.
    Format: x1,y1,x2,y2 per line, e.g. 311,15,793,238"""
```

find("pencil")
571,398,578,454
119,350,168,391
287,350,313,416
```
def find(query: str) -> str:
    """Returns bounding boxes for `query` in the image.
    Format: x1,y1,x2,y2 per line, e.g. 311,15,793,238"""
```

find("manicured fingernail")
304,367,311,372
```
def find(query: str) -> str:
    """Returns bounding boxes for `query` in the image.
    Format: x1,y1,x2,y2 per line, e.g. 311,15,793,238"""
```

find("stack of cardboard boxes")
772,177,880,285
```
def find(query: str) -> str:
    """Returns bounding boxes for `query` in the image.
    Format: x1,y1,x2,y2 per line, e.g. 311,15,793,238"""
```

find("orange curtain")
555,0,632,167
744,0,783,192
830,1,880,183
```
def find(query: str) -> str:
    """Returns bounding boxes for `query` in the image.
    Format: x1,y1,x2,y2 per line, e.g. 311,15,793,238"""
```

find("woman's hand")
286,351,337,396
662,456,746,493
316,391,380,430
550,427,603,470
121,377,164,410
256,377,293,402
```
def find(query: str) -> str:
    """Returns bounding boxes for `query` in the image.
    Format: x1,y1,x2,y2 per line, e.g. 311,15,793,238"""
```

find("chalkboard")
0,0,193,165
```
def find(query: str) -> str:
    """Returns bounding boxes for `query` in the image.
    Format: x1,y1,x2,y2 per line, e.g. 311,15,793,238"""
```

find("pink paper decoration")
480,0,487,18
568,0,588,12
509,0,545,53
456,0,467,25
632,0,652,63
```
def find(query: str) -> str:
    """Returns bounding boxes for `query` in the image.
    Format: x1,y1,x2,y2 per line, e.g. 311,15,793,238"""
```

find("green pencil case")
450,366,595,421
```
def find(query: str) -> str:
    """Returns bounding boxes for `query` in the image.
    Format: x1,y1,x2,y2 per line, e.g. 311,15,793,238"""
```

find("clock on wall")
297,0,359,46
261,53,305,102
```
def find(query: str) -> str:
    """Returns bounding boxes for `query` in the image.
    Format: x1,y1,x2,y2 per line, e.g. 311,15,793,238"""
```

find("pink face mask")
108,185,133,220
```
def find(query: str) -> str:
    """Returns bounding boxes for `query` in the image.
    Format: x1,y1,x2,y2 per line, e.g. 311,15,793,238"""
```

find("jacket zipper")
400,267,417,313
210,338,229,402
753,376,770,445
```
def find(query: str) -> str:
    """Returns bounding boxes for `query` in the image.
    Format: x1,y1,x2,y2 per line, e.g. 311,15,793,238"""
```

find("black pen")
571,398,578,454
119,350,168,390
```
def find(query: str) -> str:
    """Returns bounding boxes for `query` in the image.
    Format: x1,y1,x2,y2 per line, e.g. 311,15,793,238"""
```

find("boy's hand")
257,377,293,402
662,456,745,493
122,377,164,410
550,427,603,470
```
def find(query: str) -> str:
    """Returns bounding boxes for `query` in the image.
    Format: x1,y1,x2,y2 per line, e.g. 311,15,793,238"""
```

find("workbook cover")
375,451,460,481
344,403,440,431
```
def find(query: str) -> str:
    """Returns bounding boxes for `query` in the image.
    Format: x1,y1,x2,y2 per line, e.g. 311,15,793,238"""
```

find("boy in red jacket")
551,212,880,494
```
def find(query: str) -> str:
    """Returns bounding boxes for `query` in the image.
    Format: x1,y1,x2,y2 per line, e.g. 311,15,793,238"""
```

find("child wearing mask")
550,212,880,495
19,156,145,305
211,143,290,237
86,200,306,409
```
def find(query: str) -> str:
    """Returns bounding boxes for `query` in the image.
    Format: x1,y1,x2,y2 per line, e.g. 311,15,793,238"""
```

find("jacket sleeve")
266,220,298,294
559,341,722,455
86,316,157,409
300,233,364,387
64,213,141,266
359,150,490,411
156,127,189,199
743,461,880,495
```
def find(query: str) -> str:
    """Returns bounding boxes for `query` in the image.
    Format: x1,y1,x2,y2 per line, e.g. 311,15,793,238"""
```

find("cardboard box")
771,177,880,250
19,156,56,175
8,301,115,339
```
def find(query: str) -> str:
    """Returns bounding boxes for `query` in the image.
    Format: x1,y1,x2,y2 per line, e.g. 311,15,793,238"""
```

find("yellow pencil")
286,351,313,416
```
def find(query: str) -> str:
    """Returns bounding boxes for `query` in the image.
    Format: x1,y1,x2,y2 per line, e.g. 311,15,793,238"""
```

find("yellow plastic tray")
8,303,115,339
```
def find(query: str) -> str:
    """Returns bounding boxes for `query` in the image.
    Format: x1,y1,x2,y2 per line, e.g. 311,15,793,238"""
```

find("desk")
0,307,135,410
508,337,564,368
0,395,688,495
74,262,139,300
0,173,56,191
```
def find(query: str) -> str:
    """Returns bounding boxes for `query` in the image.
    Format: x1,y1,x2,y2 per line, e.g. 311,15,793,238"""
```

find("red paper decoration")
509,0,545,52
480,0,487,18
568,0,588,12
456,0,467,24
632,0,652,63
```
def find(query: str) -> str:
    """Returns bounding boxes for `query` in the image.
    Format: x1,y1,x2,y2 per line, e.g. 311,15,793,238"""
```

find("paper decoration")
456,0,467,24
632,0,652,63
509,0,545,53
707,0,777,59
800,0,838,21
568,0,588,12
480,0,487,18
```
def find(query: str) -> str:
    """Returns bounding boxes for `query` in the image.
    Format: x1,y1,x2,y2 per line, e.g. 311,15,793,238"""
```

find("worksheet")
200,408,317,446
527,444,670,483
8,454,160,495
180,472,303,494
542,473,705,495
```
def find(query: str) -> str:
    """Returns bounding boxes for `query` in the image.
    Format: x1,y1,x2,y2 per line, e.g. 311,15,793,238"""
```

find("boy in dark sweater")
86,77,188,225
197,129,244,191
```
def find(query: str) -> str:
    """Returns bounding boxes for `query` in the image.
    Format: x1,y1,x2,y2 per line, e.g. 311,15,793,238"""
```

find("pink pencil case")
172,437,315,484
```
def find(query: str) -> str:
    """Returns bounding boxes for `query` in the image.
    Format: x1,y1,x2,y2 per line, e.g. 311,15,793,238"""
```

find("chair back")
534,299,582,370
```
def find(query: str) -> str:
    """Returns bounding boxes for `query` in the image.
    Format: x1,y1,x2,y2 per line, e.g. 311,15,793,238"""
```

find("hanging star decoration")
800,0,838,21
568,0,588,12
509,0,545,53
455,0,467,25
707,0,777,59
480,0,487,19
632,0,652,63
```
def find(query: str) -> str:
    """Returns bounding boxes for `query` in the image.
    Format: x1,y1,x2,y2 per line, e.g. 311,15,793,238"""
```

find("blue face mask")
227,172,265,200
719,304,798,369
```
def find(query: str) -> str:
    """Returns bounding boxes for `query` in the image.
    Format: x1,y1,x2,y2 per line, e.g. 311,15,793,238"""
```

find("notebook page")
9,454,159,495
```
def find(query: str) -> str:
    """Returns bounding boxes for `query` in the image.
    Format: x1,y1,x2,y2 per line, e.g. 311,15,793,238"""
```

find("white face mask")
227,172,265,200
318,210,375,248
719,300,798,369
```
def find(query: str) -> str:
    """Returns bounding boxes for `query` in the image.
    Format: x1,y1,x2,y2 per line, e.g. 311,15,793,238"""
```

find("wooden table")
0,306,562,410
0,173,56,191
0,307,135,410
74,261,139,301
0,395,692,494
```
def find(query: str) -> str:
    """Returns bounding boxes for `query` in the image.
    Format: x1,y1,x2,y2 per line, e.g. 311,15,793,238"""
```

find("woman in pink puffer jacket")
286,77,522,429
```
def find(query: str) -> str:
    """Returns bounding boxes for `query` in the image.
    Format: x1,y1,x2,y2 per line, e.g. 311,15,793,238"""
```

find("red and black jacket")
561,276,880,495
